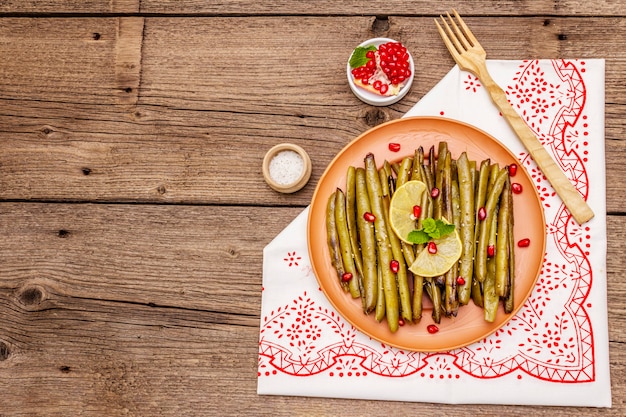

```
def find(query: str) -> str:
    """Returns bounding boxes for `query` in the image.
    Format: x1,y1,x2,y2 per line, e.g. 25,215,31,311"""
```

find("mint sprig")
407,218,455,245
349,45,377,69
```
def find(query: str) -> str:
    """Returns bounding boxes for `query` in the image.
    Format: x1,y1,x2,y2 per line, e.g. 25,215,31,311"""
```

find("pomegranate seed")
365,50,375,59
508,163,518,176
478,206,487,221
428,241,438,254
487,245,495,258
363,212,376,222
342,272,353,282
390,259,400,273
388,142,401,152
427,324,439,334
373,80,382,91
511,183,523,194
412,205,421,219
456,276,466,285
379,83,389,94
518,238,531,247
431,187,440,198
398,318,405,326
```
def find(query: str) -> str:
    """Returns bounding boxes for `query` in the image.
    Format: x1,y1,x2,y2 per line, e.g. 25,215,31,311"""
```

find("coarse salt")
269,150,304,185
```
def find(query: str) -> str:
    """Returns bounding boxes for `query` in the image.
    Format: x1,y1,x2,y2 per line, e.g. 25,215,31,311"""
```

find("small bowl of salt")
262,143,312,193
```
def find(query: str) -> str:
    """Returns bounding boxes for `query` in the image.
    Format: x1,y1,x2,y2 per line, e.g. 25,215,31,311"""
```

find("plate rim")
307,115,547,352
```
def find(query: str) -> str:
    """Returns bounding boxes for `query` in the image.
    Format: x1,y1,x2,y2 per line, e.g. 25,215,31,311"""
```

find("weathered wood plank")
115,17,144,105
1,0,626,16
0,0,139,13
137,0,626,16
0,203,623,415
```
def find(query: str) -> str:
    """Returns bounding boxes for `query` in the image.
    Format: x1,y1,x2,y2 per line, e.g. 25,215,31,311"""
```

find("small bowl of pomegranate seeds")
347,37,414,106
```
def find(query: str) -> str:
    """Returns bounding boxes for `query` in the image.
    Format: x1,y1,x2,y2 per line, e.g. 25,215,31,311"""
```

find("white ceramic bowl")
346,37,414,106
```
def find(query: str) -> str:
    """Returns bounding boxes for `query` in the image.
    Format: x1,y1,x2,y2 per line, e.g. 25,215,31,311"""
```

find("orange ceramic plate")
308,116,546,352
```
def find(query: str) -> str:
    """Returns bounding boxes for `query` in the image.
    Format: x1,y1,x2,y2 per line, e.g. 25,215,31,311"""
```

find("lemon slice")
389,180,427,244
409,228,463,277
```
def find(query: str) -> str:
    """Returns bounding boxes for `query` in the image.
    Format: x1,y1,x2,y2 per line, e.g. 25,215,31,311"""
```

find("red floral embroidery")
464,74,481,92
284,251,301,267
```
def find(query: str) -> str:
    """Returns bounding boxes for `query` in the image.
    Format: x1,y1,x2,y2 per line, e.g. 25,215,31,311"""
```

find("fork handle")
476,67,595,224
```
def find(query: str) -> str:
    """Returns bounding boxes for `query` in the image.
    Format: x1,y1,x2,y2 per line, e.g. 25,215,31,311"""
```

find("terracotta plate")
307,116,546,352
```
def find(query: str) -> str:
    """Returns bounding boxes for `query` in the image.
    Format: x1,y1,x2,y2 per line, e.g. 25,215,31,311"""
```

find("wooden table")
0,1,623,415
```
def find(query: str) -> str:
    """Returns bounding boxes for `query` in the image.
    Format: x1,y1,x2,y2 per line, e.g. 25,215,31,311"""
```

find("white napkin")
258,60,611,407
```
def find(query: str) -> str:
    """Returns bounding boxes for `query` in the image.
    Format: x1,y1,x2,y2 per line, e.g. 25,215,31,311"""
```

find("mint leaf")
406,218,456,244
436,220,456,237
349,45,376,69
421,218,437,235
407,230,430,245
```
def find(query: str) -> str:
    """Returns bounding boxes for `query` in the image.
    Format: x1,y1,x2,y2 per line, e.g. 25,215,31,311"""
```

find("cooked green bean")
396,157,413,188
334,189,361,298
471,160,490,305
495,176,511,298
456,152,475,305
379,167,390,197
412,273,424,322
345,166,364,278
428,145,436,186
424,277,442,324
382,195,413,323
471,275,484,308
419,162,433,226
355,167,377,312
375,262,386,322
326,190,348,292
391,161,401,176
504,175,516,314
483,204,499,322
411,148,422,181
443,149,453,222
442,150,459,316
365,153,399,333
434,143,448,220
473,159,491,247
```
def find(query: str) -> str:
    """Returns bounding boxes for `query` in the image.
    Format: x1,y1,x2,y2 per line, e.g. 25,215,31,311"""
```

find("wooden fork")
435,10,594,224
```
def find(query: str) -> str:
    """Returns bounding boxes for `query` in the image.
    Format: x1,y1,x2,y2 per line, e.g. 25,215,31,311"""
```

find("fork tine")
434,18,460,59
438,15,464,53
451,9,480,48
445,11,472,50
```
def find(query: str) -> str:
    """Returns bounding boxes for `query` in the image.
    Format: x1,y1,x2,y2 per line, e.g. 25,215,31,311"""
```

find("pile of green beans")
326,142,516,333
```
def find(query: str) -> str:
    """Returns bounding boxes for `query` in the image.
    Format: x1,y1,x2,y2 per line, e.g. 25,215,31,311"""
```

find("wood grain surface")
0,1,624,416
